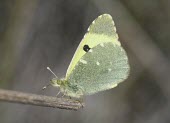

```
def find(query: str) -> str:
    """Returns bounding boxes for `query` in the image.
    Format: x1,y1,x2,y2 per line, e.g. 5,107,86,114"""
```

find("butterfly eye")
83,45,91,52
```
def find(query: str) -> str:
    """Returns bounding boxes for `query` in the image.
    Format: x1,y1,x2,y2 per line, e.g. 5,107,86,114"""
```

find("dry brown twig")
0,89,84,110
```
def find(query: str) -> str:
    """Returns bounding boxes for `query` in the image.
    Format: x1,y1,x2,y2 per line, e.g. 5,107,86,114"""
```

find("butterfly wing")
66,14,119,78
67,42,129,95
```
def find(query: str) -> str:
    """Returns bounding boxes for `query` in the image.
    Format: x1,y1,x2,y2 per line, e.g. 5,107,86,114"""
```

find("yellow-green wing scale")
66,14,120,78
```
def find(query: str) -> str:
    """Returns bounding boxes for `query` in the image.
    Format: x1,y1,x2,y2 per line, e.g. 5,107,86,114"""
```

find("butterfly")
48,14,130,98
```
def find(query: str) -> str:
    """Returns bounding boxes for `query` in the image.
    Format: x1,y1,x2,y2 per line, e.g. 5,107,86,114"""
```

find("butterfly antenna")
47,67,58,79
42,67,58,90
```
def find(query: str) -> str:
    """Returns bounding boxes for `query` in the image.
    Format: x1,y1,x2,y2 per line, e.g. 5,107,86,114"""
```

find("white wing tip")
97,14,112,19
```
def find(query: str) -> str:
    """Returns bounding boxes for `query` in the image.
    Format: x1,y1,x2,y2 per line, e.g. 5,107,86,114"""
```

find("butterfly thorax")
50,78,83,98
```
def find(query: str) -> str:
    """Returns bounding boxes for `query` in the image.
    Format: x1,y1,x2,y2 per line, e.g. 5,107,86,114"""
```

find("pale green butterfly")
48,14,130,98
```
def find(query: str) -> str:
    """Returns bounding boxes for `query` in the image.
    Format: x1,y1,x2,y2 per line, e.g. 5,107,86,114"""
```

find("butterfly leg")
61,90,67,98
56,91,61,97
77,96,84,108
61,91,71,99
61,93,65,98
78,95,84,102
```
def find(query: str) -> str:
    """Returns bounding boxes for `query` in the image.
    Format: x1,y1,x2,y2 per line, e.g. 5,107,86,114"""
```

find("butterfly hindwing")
67,42,129,95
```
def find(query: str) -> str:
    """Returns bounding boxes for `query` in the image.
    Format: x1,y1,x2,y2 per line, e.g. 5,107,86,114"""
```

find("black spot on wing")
83,45,91,52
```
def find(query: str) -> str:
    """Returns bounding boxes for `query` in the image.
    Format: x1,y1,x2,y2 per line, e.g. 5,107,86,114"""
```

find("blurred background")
0,0,170,123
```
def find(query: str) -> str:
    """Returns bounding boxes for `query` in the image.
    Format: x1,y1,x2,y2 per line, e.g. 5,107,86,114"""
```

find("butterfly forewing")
66,14,119,78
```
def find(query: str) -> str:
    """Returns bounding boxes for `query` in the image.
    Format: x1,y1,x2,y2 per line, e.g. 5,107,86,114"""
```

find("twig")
0,89,84,110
